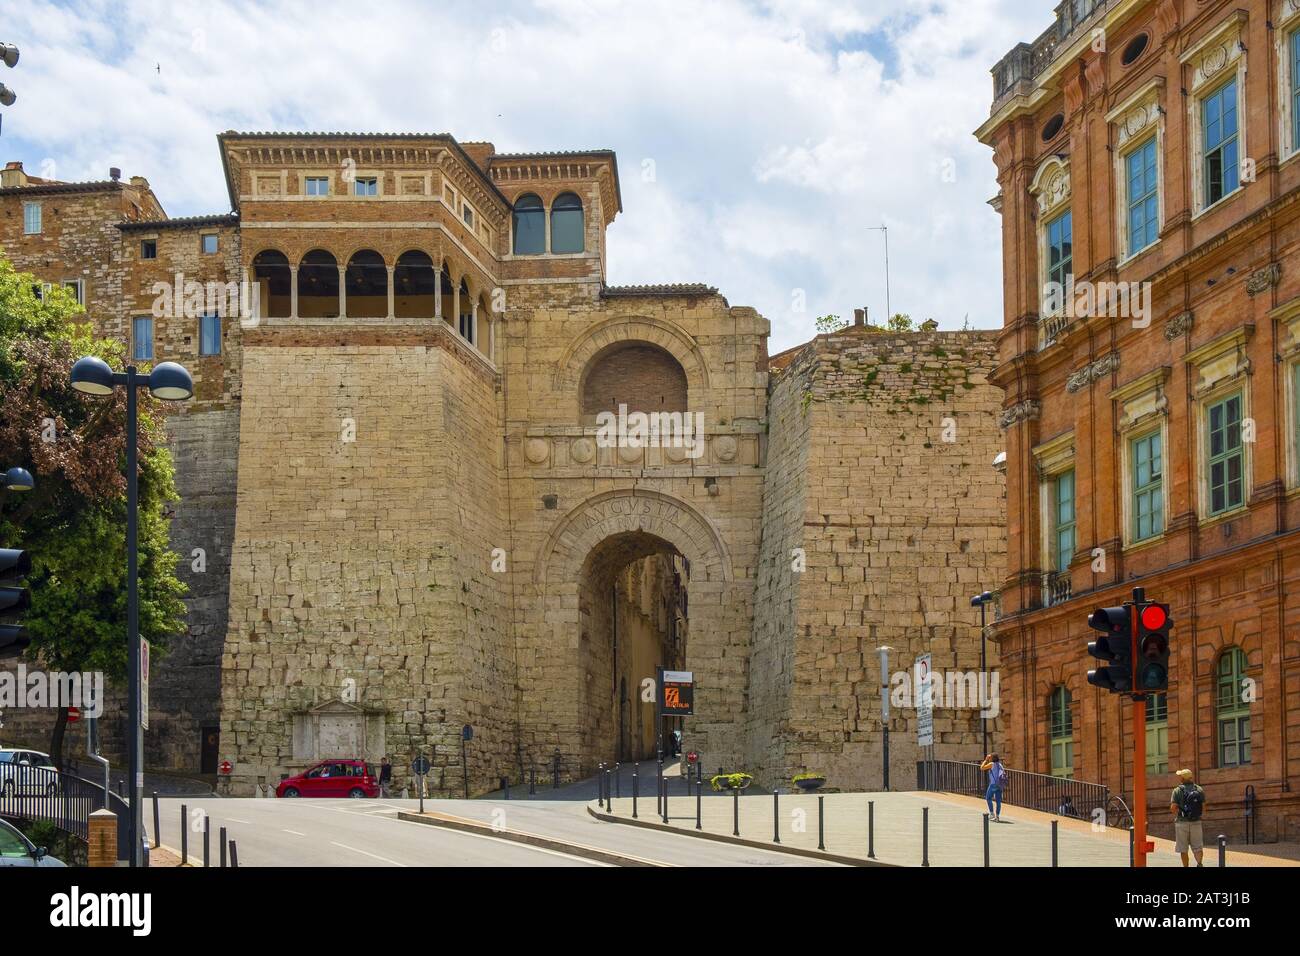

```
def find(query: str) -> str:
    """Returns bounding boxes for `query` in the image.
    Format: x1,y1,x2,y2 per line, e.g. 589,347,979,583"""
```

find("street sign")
461,724,473,741
67,706,80,724
411,754,431,776
140,639,150,731
686,750,698,764
219,760,232,775
656,667,694,717
916,653,934,747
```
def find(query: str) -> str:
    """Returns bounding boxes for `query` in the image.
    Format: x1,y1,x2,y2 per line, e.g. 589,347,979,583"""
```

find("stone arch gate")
525,487,753,780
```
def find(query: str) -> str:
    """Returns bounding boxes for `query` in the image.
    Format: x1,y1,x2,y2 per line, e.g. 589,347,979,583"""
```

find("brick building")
2,131,1006,795
978,0,1300,840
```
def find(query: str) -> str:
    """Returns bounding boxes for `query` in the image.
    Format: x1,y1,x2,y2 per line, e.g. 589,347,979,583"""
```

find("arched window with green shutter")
1049,686,1073,779
1216,647,1251,767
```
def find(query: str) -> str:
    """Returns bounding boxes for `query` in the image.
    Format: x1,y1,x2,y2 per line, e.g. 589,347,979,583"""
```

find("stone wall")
756,328,1007,791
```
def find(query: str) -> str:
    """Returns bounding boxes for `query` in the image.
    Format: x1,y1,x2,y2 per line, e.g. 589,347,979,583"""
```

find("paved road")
154,796,841,867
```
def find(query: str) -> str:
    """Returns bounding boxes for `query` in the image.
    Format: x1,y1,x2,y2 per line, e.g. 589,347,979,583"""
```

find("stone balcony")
990,0,1116,110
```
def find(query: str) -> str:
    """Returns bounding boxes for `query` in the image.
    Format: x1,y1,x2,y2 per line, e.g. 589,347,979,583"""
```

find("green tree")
815,314,848,334
0,255,187,766
887,313,915,332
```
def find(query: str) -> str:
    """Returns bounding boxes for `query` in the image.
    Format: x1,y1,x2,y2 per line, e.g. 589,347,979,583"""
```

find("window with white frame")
1293,29,1300,152
201,234,219,255
1202,78,1240,208
304,176,329,196
23,202,41,234
133,316,154,361
1033,431,1075,602
1281,1,1300,163
1186,326,1252,520
1277,300,1300,489
1126,138,1159,256
354,176,378,197
1046,210,1072,296
1130,430,1163,542
1181,12,1247,217
1111,366,1171,548
62,279,84,306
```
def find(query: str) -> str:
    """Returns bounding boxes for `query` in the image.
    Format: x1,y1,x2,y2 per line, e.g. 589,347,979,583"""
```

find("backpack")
993,763,1009,788
1178,783,1205,821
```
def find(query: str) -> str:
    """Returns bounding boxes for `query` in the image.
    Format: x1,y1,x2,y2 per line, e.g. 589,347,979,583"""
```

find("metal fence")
917,759,1129,829
0,764,131,861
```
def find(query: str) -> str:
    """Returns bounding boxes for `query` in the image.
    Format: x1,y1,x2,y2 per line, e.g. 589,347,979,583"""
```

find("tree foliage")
0,255,187,758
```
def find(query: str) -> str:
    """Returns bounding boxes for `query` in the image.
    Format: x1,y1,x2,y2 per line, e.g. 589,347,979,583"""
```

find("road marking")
329,841,408,866
225,818,252,825
282,829,306,836
389,817,612,866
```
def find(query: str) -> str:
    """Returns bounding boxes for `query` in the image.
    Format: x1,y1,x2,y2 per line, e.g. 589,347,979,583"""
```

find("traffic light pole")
1133,692,1148,868
126,369,143,868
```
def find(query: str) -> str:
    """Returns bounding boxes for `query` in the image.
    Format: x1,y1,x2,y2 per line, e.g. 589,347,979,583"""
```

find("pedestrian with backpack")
979,753,1008,822
1170,768,1207,867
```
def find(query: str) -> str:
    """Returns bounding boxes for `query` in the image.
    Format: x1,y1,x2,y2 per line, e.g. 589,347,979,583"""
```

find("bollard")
922,807,929,867
152,792,160,850
1051,819,1058,867
983,813,990,867
661,777,668,824
773,790,780,844
733,784,740,836
181,805,188,865
818,795,825,851
219,827,227,868
696,778,702,830
615,763,621,799
552,749,561,790
1128,826,1134,868
1218,834,1227,867
502,776,510,800
868,800,876,859
229,840,239,868
632,766,639,819
529,765,536,796
203,813,210,868
597,763,605,809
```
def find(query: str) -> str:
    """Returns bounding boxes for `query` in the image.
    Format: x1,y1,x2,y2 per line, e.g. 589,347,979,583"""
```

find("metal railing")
0,764,131,861
917,759,1125,828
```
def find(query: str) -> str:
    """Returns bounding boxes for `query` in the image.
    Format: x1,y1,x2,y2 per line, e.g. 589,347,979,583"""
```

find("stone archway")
529,488,748,779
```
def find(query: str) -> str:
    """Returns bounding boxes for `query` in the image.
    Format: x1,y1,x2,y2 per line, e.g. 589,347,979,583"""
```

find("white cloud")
2,0,1048,350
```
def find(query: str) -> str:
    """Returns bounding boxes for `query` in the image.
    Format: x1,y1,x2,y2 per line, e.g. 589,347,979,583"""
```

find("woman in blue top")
979,753,1006,822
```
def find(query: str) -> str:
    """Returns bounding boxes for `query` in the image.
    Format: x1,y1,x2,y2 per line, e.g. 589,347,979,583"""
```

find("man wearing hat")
1169,768,1207,867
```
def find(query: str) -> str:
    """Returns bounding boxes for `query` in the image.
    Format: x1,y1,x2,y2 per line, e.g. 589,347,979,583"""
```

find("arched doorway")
531,489,744,780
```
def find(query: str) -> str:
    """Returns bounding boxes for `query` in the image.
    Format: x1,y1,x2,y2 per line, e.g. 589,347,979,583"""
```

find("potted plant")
793,772,826,792
710,772,754,792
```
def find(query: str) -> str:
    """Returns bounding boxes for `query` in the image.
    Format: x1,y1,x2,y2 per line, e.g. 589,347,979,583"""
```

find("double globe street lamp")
71,356,193,867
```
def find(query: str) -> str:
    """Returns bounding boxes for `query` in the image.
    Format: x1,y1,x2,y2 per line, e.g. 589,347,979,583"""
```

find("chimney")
853,307,866,327
1,161,27,188
459,142,496,172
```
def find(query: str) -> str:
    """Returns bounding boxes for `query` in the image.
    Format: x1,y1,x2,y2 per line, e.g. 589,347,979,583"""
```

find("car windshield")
0,753,12,764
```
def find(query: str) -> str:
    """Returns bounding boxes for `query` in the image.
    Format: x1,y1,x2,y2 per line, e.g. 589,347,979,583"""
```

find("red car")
276,759,378,798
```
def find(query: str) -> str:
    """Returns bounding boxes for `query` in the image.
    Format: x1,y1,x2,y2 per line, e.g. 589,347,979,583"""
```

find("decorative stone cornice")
999,400,1042,430
1109,366,1171,430
1030,155,1071,219
1032,429,1075,477
1164,310,1194,340
1106,78,1165,151
1246,263,1281,297
1179,10,1246,94
1066,352,1119,393
1184,324,1254,396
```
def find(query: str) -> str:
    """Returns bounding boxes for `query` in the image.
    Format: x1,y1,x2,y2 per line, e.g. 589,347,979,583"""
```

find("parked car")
275,759,378,798
0,818,65,867
0,749,59,797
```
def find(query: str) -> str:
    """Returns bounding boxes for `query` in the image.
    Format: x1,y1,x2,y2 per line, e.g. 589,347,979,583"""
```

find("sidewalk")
595,787,1300,867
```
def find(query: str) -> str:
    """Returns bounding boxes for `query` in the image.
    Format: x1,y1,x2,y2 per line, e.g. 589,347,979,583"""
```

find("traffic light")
1135,601,1172,692
1086,605,1133,693
0,548,31,657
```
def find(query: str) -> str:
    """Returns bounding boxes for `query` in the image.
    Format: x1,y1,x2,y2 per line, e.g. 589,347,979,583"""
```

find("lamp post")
878,645,892,791
970,591,994,758
3,466,33,493
71,356,193,867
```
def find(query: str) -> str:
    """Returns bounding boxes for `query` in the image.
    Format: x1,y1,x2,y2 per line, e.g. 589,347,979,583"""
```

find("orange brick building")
979,0,1300,840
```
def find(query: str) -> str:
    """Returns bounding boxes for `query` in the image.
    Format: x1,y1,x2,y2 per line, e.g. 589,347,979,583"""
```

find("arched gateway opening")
578,530,688,764
533,489,744,780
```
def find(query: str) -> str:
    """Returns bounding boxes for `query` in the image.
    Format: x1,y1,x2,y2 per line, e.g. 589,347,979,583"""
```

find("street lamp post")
878,645,892,791
970,591,994,758
71,356,193,867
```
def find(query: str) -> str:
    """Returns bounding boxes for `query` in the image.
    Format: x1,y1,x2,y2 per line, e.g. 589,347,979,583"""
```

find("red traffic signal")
1135,601,1172,692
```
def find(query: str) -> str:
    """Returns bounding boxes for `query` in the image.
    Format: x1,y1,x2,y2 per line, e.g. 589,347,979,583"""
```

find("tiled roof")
490,149,616,160
601,283,719,297
0,180,122,197
219,130,456,140
117,213,237,231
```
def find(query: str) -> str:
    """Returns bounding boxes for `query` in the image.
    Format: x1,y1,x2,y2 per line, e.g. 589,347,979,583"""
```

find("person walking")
379,755,393,798
1170,768,1207,867
980,753,1007,822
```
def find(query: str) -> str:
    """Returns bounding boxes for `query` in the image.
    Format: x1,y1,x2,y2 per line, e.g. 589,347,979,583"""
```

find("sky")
0,0,1050,352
